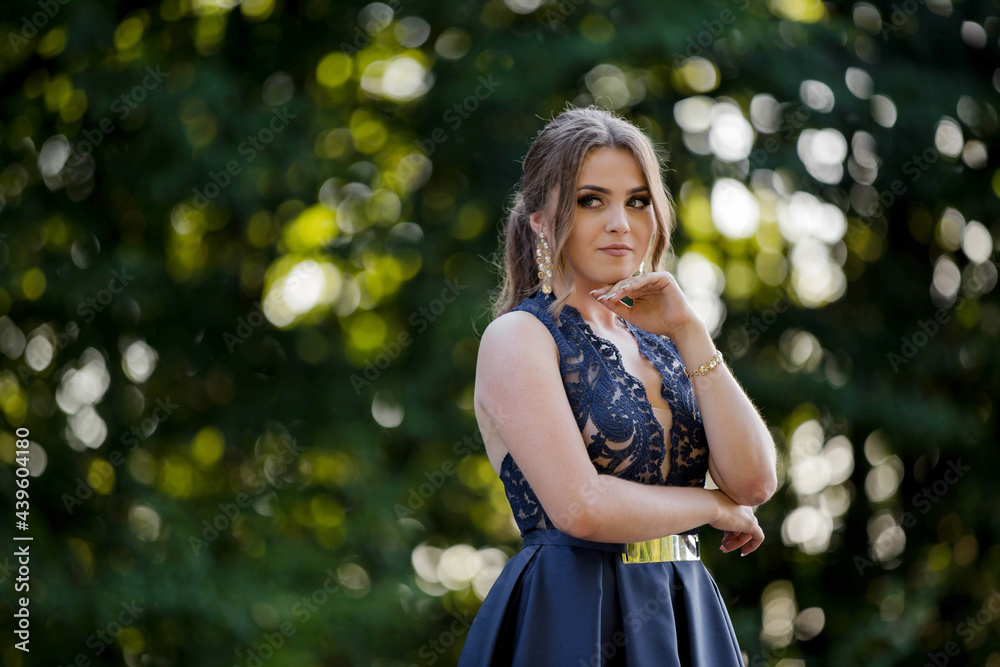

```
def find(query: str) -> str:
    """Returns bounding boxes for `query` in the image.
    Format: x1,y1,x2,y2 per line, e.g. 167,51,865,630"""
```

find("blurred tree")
0,0,998,665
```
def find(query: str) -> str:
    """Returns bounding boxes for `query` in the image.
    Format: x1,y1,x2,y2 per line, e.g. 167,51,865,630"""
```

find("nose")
605,203,629,233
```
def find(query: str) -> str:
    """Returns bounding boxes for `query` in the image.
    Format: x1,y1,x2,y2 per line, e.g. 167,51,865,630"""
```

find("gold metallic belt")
621,534,700,564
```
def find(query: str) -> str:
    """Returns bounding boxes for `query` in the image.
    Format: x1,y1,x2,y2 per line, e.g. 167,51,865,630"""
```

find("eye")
576,194,652,210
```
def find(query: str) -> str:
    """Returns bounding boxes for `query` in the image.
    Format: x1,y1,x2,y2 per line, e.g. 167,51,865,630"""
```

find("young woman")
458,105,778,666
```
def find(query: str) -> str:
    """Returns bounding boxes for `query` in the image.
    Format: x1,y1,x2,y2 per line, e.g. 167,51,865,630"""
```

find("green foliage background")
0,0,998,664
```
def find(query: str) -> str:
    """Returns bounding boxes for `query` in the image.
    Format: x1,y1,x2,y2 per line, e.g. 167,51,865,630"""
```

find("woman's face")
558,147,655,292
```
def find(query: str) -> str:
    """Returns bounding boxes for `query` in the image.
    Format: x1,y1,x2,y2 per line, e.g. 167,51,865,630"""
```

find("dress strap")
522,528,623,553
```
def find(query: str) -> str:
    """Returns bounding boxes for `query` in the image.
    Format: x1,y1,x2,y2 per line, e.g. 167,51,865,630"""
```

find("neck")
548,279,622,332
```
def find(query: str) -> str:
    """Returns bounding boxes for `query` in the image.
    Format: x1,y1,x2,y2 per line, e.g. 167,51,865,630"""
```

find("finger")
731,534,753,550
719,531,747,551
722,532,748,546
740,529,765,556
594,282,627,300
612,273,664,299
593,273,652,300
722,533,752,553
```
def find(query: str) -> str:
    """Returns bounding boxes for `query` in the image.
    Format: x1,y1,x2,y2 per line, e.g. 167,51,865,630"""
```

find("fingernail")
741,552,747,557
589,289,598,295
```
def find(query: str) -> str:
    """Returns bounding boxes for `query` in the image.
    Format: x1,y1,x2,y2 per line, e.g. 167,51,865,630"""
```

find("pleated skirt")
457,528,745,667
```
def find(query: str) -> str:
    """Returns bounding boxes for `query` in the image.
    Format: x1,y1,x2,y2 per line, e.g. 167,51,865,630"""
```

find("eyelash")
577,194,651,210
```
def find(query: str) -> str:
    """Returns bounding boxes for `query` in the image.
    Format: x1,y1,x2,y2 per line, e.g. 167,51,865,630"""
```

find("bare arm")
475,312,759,545
555,474,726,543
670,319,778,507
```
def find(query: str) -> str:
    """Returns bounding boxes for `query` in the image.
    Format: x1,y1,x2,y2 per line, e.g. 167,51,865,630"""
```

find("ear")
528,211,541,237
529,211,554,239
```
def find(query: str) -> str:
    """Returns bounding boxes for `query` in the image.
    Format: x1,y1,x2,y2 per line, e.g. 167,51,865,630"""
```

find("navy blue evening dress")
457,289,745,667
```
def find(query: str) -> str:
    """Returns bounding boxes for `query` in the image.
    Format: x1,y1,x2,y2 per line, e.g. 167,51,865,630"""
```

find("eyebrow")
577,185,650,194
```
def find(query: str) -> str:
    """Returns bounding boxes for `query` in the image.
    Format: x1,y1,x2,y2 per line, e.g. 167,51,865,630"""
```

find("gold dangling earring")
536,231,553,294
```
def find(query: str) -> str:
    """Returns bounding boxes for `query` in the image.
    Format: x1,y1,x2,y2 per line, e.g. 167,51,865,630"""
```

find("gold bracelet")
684,349,724,378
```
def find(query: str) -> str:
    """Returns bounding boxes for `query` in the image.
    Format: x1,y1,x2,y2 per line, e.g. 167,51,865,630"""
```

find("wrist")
704,488,724,524
669,317,707,344
670,320,716,369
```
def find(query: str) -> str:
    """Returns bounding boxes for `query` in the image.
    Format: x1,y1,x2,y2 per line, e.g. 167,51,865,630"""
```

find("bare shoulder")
474,310,560,472
479,309,558,360
475,309,559,418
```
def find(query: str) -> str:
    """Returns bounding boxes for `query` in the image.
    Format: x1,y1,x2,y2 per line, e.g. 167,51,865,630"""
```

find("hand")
588,271,701,339
707,489,764,557
720,529,758,556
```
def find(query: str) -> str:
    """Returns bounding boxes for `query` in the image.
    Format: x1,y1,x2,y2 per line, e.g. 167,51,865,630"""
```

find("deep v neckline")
558,301,680,484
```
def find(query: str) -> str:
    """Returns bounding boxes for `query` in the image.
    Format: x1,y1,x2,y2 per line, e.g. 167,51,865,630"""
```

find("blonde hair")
486,104,676,322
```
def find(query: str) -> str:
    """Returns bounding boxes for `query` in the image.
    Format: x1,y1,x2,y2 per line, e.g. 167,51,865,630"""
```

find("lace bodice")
497,289,710,537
